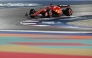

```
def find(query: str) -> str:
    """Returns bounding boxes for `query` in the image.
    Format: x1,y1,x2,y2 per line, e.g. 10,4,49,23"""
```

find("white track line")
0,30,92,33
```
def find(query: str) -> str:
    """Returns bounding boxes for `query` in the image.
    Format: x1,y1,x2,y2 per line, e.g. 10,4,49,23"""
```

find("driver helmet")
67,5,70,8
50,4,54,7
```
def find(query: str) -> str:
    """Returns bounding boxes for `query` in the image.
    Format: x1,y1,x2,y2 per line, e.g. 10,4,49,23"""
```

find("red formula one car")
25,4,73,18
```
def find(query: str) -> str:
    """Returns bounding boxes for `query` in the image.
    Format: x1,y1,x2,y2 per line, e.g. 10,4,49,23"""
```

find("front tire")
29,9,35,15
29,9,36,18
25,13,28,16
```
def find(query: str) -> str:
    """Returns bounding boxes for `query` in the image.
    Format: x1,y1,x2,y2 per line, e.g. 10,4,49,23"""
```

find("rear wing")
59,5,70,8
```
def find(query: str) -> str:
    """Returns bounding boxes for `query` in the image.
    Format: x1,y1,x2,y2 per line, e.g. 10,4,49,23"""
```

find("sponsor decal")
42,21,55,24
22,20,38,22
20,22,36,25
59,17,86,20
0,3,41,7
41,21,62,24
31,25,49,26
57,22,62,24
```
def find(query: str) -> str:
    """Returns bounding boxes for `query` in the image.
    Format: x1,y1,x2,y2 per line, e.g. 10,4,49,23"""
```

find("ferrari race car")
25,5,73,18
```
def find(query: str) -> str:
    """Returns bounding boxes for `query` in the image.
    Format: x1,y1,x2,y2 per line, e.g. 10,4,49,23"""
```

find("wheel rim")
69,9,72,15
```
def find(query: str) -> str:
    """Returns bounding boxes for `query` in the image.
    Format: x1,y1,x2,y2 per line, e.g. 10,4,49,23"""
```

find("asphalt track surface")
0,5,92,31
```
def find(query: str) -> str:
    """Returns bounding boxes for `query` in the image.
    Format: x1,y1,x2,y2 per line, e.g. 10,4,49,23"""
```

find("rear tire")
63,8,73,16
